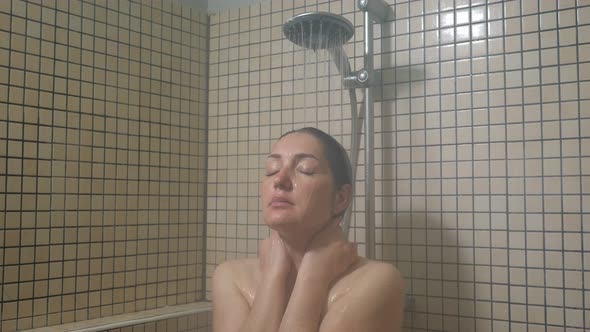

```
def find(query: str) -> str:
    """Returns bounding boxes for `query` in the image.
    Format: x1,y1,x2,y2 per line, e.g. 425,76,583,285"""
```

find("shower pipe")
355,0,391,260
283,0,391,259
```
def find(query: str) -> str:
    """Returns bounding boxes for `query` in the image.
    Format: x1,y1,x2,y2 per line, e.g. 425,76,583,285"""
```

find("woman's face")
261,132,349,236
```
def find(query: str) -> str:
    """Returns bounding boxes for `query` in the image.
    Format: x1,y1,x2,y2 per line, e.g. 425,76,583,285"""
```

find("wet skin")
213,132,406,332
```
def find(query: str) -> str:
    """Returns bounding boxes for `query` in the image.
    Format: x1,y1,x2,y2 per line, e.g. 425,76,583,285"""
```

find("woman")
212,127,405,332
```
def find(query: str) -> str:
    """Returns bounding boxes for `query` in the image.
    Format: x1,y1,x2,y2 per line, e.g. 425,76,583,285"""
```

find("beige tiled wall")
105,312,211,332
207,0,589,331
0,0,209,331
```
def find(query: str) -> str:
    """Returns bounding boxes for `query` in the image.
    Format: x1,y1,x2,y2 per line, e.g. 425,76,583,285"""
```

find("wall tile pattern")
206,0,590,331
0,0,209,331
105,312,211,332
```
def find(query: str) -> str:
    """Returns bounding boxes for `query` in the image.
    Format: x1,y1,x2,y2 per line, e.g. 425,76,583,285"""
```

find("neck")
274,218,340,270
277,231,309,271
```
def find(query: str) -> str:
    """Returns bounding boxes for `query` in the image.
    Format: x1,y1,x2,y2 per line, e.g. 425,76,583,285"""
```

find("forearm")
279,273,329,332
239,276,289,332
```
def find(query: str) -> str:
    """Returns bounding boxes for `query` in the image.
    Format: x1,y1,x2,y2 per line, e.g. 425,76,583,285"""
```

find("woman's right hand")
299,222,358,287
259,231,293,279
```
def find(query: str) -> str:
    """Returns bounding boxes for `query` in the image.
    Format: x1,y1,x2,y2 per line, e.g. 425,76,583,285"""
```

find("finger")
259,238,271,255
271,235,284,249
259,239,265,251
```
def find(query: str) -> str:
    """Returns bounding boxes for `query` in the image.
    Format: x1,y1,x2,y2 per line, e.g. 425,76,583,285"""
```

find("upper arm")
212,261,251,332
319,263,406,332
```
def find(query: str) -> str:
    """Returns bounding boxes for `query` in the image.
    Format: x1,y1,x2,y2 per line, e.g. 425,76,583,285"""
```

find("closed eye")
298,169,314,175
265,170,279,176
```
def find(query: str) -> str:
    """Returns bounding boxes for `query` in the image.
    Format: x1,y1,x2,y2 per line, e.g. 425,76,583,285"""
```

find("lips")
269,196,293,207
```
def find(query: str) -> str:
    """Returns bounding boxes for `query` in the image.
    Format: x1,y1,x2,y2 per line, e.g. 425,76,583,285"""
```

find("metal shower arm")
357,0,392,23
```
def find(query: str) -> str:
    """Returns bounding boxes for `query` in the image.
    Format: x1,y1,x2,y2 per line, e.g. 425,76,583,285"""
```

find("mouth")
269,197,294,207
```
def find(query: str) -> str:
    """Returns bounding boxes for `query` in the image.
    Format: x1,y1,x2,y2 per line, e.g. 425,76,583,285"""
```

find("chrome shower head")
283,12,354,50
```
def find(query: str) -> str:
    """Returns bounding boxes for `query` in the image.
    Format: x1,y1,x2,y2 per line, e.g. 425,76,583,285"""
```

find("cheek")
261,179,272,201
300,180,333,207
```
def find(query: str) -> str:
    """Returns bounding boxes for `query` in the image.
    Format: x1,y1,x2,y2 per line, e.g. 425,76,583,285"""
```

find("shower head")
283,12,354,50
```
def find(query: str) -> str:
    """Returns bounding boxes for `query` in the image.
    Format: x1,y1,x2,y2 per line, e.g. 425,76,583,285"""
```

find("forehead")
271,132,324,157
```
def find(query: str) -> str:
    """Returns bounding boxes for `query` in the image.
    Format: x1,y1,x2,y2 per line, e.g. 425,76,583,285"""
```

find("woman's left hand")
259,231,293,280
299,221,358,287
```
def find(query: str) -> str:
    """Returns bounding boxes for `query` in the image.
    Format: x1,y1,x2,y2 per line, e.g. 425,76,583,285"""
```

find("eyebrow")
266,153,320,161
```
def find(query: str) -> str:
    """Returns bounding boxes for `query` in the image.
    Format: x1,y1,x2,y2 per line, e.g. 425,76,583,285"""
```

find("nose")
273,168,293,191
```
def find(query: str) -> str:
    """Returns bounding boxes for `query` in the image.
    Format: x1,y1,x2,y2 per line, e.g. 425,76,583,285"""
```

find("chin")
263,212,299,229
265,217,296,227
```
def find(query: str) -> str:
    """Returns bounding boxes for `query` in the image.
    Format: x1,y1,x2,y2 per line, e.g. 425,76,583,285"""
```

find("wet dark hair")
280,127,352,189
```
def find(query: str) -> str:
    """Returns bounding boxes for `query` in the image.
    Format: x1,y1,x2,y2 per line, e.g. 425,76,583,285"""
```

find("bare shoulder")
212,259,259,332
354,259,403,279
361,260,404,287
214,258,258,278
213,258,259,288
213,258,259,306
358,260,405,301
332,259,405,296
322,259,406,332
